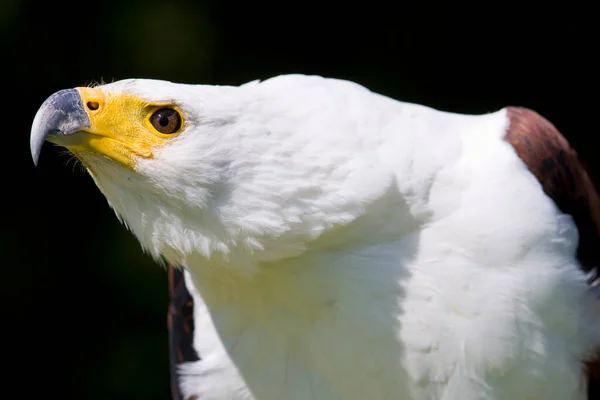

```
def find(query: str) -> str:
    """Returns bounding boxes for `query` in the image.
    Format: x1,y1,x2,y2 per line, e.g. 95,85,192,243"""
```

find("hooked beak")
30,88,90,165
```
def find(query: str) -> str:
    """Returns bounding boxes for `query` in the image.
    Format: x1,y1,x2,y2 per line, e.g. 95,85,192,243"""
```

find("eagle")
30,75,600,400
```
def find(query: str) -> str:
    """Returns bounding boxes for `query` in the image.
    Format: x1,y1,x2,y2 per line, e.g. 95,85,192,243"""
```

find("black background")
2,1,598,398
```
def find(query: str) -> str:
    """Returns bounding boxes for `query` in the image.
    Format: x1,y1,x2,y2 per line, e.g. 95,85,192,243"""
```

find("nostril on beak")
86,101,100,111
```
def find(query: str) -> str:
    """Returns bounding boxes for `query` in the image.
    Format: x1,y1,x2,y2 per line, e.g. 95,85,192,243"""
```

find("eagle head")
30,77,394,272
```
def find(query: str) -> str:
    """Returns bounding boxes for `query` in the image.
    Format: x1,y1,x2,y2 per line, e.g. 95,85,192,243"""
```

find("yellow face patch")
58,87,184,170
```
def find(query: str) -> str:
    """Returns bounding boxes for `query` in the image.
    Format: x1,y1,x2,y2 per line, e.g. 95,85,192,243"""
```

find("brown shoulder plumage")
504,107,600,273
168,265,200,400
503,106,600,397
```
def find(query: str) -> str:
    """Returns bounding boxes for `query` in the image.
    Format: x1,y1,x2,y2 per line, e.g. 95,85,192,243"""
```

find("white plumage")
31,75,600,399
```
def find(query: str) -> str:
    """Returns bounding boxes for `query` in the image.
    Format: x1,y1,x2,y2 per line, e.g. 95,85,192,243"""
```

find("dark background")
2,1,597,398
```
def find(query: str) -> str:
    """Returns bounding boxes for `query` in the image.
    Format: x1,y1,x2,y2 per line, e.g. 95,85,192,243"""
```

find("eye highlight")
149,108,182,134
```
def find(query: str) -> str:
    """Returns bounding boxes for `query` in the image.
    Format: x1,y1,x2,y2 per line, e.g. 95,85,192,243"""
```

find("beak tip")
30,125,45,167
31,151,40,167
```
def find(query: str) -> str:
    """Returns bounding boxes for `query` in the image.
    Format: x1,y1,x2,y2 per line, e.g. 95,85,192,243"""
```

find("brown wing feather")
504,106,600,398
168,265,200,400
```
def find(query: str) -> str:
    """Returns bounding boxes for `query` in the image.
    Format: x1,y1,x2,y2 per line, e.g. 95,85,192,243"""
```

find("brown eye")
150,108,182,134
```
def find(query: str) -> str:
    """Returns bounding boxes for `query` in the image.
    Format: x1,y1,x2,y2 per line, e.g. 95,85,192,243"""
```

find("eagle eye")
149,108,182,134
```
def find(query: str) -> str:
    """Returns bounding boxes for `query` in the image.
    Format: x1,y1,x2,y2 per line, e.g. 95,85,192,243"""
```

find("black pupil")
159,114,170,127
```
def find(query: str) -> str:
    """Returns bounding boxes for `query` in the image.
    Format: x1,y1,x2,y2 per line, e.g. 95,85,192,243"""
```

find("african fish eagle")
30,75,600,400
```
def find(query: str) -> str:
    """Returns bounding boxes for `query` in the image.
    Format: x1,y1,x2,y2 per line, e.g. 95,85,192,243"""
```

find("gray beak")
30,88,90,166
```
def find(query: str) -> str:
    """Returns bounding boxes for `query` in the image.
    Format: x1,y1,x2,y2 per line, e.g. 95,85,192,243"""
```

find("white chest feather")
180,219,589,400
